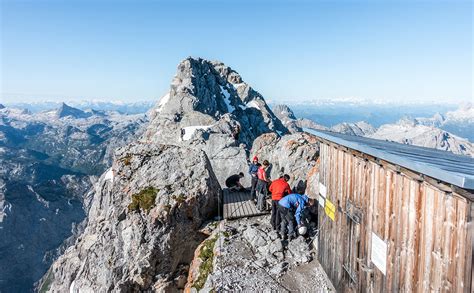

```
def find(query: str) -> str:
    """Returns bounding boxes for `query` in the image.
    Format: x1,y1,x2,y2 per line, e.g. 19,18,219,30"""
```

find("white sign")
371,232,387,275
318,195,325,207
319,183,327,197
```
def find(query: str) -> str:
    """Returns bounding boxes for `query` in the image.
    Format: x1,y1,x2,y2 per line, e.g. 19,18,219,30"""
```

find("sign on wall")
318,183,327,207
319,183,327,197
324,199,336,221
318,195,325,207
371,232,387,275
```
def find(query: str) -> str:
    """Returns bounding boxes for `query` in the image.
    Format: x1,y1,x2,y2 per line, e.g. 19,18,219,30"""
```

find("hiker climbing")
277,193,315,240
269,174,292,232
232,124,241,140
256,160,271,211
225,172,245,191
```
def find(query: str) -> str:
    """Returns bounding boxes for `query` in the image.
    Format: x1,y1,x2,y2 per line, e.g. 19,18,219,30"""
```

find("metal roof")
303,128,474,190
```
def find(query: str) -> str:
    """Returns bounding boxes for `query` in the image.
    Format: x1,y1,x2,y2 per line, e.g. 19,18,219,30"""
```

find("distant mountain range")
285,101,460,128
274,103,474,157
3,100,156,114
0,104,147,292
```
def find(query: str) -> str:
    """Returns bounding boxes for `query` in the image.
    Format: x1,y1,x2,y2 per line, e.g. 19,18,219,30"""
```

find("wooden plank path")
223,189,269,220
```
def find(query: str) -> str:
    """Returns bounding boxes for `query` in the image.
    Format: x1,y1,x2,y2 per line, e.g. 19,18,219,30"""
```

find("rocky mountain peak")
144,57,289,186
148,57,288,144
331,121,375,136
396,116,418,127
273,104,297,120
56,103,91,119
0,103,5,109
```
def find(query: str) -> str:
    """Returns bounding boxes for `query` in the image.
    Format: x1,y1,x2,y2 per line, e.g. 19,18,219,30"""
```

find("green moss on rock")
121,154,132,166
39,270,53,293
128,187,158,213
193,236,218,291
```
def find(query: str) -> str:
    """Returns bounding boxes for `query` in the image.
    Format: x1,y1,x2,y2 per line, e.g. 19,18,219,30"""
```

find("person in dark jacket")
248,156,259,200
225,172,245,191
269,174,292,232
278,193,315,240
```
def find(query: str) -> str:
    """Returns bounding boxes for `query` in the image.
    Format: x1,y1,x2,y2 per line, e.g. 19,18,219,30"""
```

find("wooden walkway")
222,189,269,220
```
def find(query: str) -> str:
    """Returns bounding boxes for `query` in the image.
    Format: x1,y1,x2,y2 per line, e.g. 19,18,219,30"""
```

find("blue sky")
1,0,472,103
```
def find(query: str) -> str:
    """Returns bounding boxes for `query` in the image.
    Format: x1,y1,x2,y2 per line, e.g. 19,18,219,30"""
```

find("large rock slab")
40,143,221,292
251,132,320,192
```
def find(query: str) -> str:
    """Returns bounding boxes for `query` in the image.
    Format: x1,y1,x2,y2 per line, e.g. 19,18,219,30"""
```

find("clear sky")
1,0,472,103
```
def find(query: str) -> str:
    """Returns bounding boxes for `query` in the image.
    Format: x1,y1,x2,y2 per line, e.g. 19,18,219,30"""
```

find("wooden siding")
317,142,473,293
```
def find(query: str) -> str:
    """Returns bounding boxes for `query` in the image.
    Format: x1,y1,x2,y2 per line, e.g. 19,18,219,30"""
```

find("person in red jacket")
256,160,270,211
269,174,292,232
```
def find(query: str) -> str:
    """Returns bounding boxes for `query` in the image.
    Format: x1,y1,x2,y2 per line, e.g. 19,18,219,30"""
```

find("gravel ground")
201,215,334,292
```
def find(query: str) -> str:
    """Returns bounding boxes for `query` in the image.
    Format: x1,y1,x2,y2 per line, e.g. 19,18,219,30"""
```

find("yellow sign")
325,199,336,221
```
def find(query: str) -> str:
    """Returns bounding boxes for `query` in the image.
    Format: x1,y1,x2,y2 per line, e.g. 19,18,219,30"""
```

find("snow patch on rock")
246,100,260,110
219,85,235,113
104,169,114,182
182,125,214,141
156,92,171,113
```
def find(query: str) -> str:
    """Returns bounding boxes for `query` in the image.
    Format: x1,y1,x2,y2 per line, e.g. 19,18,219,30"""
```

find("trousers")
278,205,296,237
271,200,281,230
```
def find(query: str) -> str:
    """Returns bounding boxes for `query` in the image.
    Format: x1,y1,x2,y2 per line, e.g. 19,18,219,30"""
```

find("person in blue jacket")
277,193,315,239
248,156,260,200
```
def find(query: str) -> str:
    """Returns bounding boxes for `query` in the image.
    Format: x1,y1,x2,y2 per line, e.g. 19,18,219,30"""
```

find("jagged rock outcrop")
297,118,328,131
331,121,375,136
185,216,332,292
272,104,302,133
250,132,319,191
0,103,5,109
272,104,328,133
416,103,474,142
369,117,474,157
144,57,288,186
41,143,221,292
56,103,92,119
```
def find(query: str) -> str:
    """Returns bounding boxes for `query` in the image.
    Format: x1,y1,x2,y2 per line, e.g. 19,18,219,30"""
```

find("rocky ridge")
272,104,328,133
369,117,474,157
330,121,376,136
42,143,221,292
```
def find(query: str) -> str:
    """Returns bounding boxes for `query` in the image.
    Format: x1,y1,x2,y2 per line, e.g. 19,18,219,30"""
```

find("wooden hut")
305,129,473,293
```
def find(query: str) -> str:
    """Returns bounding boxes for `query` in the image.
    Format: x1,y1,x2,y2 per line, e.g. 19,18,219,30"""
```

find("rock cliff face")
272,104,328,133
331,121,376,136
250,132,320,192
144,58,288,186
42,143,220,292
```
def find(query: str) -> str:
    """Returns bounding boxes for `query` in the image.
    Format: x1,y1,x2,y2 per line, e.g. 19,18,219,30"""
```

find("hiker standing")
256,160,270,211
269,174,292,232
278,193,315,240
248,156,259,200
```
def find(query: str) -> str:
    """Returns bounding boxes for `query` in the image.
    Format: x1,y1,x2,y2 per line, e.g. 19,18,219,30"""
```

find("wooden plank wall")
317,142,473,293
